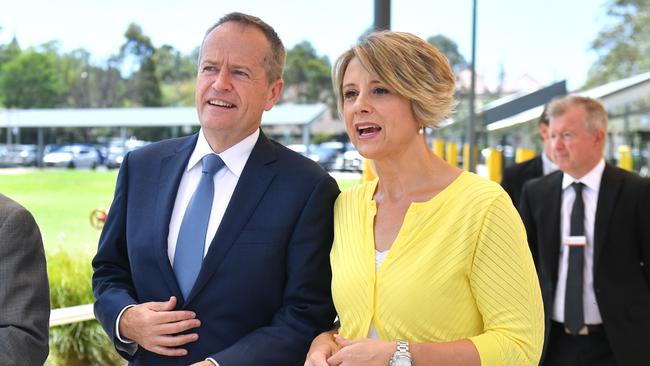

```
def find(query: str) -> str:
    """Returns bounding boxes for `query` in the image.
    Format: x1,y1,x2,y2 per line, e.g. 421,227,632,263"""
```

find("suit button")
595,288,601,293
641,261,645,267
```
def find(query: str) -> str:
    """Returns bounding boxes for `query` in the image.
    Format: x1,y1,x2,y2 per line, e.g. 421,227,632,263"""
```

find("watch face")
393,357,412,366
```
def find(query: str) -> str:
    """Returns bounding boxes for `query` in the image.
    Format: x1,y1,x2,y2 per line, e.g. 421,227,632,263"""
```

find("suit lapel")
153,135,197,302
541,172,563,284
593,164,621,270
186,132,277,304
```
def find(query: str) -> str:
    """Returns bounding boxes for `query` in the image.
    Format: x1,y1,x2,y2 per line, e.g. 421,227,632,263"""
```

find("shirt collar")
186,128,260,178
561,158,605,192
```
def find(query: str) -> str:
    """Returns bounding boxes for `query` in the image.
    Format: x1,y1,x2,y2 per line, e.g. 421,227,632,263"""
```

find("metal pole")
374,0,391,31
467,0,478,172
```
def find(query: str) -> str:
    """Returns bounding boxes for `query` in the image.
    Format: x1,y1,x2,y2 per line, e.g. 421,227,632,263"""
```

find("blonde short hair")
547,95,608,133
333,31,456,128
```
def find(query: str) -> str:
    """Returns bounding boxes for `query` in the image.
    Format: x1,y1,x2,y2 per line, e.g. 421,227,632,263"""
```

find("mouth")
207,99,236,109
355,123,382,138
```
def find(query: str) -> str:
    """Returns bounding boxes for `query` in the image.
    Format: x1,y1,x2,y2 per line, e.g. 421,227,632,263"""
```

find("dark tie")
565,182,585,335
173,154,224,299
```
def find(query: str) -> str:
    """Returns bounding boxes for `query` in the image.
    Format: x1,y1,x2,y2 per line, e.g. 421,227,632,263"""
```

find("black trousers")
542,321,617,366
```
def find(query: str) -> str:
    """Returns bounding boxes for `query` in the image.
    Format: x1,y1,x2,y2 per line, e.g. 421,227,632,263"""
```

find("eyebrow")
200,59,253,73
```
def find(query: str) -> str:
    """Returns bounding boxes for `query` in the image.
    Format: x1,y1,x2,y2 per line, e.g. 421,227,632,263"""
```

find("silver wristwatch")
389,340,412,366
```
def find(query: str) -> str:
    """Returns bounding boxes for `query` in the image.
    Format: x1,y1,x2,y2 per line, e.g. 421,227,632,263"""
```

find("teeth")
357,124,381,135
209,100,234,108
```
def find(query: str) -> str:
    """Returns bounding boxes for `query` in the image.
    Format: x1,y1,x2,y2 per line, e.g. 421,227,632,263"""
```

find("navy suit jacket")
501,155,543,208
92,132,340,365
519,165,650,365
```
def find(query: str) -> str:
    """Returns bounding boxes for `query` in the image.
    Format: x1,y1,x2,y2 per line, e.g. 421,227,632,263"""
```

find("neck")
373,138,459,201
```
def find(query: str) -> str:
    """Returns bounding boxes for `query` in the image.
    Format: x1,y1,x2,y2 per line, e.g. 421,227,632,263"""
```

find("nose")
211,70,232,92
351,91,372,115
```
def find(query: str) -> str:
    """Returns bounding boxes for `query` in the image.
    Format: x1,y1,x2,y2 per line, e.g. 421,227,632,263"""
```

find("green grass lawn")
0,169,360,256
0,169,119,256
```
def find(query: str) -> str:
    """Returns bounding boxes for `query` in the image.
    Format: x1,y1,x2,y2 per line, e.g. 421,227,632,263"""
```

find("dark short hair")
200,12,285,82
539,104,550,125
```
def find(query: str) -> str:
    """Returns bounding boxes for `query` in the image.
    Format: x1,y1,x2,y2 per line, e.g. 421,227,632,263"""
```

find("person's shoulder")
130,134,196,160
268,139,331,179
0,194,36,228
0,193,27,214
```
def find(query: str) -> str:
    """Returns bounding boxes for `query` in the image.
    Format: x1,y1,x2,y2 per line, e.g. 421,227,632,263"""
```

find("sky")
0,0,611,91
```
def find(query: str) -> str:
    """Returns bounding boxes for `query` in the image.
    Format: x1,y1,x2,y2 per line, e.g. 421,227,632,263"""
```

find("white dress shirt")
115,129,259,365
167,128,258,263
552,158,605,325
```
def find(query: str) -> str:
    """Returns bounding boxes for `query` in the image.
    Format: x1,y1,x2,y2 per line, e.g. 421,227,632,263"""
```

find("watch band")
396,340,409,353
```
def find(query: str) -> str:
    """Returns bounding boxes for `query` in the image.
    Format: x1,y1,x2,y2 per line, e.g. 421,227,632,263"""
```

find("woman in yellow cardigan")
305,31,544,366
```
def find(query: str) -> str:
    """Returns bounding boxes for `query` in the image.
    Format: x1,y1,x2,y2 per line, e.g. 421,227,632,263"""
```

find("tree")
0,51,64,108
119,23,162,106
283,41,332,104
427,35,468,75
585,0,650,87
153,45,197,106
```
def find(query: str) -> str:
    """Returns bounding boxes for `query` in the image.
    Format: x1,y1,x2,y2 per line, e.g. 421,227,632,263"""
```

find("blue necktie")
174,154,224,299
565,182,585,335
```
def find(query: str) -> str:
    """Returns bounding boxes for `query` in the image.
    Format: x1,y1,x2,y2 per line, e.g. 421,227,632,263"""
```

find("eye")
343,90,358,100
234,69,249,78
201,65,217,73
373,87,390,95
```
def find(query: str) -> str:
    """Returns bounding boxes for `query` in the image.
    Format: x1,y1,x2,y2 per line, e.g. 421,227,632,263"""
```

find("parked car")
105,140,149,169
0,144,38,167
307,142,344,171
43,144,101,169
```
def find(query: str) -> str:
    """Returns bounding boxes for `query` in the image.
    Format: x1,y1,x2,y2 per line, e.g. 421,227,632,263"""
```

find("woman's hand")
304,330,340,366
326,335,394,366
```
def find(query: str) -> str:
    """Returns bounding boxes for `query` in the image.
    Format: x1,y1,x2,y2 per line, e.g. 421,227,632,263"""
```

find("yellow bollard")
617,145,633,171
463,144,479,171
515,148,536,163
432,139,445,158
362,158,377,182
486,148,503,182
445,142,458,168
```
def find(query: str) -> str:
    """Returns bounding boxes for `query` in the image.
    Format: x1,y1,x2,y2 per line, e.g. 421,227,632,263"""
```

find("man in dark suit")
0,194,50,366
501,105,557,207
92,13,340,366
519,96,650,365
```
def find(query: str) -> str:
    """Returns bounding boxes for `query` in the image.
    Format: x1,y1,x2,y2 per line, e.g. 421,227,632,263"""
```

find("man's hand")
326,335,393,366
119,296,200,356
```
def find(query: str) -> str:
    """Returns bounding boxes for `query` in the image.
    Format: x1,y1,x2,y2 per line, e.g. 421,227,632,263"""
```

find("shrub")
47,251,124,366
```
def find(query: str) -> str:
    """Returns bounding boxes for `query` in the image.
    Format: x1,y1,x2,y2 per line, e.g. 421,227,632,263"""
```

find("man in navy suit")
501,105,557,207
519,96,650,365
92,12,340,366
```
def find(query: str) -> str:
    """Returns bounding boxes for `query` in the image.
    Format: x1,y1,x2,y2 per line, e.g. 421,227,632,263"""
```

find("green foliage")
427,35,468,74
48,251,124,366
0,51,65,108
585,0,650,87
283,41,333,104
119,23,162,107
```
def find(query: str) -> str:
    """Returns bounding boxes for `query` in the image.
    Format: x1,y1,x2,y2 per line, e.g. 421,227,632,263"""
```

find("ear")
593,127,606,144
264,79,284,111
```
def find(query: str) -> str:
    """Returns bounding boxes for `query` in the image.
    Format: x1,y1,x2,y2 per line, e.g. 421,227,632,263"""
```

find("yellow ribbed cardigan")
331,172,544,366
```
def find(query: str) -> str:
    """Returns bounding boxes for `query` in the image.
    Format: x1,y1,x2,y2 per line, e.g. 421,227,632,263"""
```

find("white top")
368,249,390,339
552,158,605,325
167,128,258,263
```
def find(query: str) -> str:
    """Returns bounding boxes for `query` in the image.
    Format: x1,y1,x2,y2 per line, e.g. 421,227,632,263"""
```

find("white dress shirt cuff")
115,304,137,344
207,357,220,365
